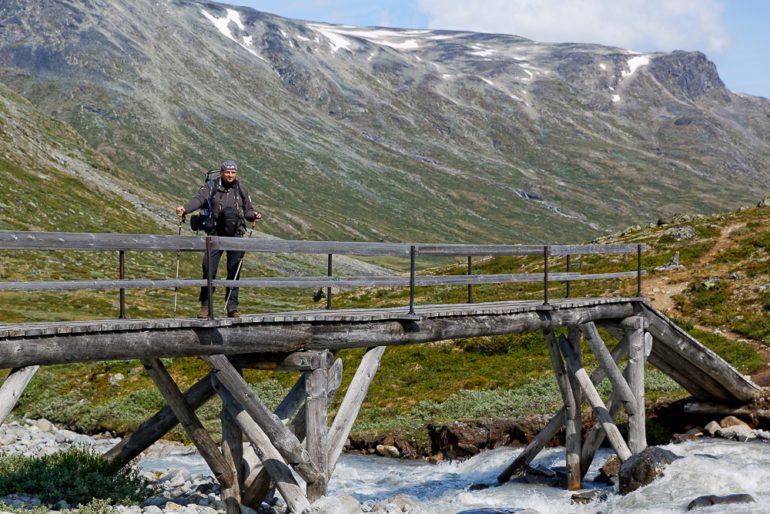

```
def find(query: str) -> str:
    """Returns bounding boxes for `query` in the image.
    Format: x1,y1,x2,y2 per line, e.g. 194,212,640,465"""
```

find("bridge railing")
0,230,644,319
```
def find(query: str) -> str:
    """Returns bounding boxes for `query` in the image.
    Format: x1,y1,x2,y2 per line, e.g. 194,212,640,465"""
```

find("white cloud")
416,0,730,55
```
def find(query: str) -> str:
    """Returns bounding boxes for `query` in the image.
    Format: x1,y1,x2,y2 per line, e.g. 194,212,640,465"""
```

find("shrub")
0,447,155,507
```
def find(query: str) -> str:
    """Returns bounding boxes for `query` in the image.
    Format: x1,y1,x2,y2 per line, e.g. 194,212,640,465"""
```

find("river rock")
594,454,621,484
619,446,683,494
719,416,751,429
717,425,755,442
686,493,756,510
376,444,401,458
704,421,721,436
306,495,363,514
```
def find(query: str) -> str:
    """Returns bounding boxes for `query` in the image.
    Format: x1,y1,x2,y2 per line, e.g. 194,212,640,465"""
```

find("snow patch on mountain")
201,8,265,61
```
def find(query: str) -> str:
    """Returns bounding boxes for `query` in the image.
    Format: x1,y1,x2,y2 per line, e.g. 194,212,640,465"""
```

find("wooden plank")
545,330,580,490
549,244,643,256
415,244,546,257
202,354,321,484
104,372,217,464
305,363,329,502
0,303,640,369
0,279,204,292
213,378,310,514
140,358,234,489
210,237,411,256
641,304,758,403
557,336,632,461
580,323,636,416
0,366,39,425
327,346,386,475
0,231,205,251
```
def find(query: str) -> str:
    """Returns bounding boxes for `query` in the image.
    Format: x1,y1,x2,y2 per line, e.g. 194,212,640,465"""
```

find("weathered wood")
0,271,634,294
292,358,344,442
641,304,757,403
682,402,770,420
557,336,632,461
305,362,329,501
201,354,320,483
244,358,343,508
545,330,580,490
0,279,204,292
327,346,387,474
104,372,217,464
0,302,639,369
580,323,636,416
497,336,629,484
220,405,242,514
549,244,644,256
580,337,633,476
626,318,647,453
275,374,308,422
212,378,310,514
566,326,584,485
0,231,205,251
140,358,234,488
0,366,39,425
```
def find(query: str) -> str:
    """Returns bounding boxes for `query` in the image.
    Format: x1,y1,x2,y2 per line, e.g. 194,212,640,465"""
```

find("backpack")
189,172,218,234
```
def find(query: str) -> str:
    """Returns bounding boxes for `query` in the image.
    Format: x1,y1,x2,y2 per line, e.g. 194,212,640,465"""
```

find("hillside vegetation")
1,1,769,244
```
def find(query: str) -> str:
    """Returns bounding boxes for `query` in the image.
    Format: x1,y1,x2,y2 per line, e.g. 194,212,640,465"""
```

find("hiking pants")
199,248,244,310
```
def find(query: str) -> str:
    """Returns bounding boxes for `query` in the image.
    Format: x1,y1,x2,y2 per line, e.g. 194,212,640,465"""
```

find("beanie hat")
220,160,238,171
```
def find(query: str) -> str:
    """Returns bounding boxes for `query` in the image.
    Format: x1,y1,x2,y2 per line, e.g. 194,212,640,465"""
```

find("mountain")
1,0,768,243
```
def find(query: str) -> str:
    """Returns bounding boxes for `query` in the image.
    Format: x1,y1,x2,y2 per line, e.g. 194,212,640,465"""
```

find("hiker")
175,160,261,318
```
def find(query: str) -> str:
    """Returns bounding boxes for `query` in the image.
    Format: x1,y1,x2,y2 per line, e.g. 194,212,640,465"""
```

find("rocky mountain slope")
0,0,768,243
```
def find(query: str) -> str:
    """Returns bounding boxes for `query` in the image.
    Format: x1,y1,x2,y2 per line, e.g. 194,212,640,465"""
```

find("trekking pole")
224,218,257,314
173,212,184,317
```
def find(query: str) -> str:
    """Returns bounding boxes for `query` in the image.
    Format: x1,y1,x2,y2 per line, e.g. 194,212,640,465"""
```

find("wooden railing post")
637,244,643,297
326,254,333,310
467,256,473,303
119,250,126,319
565,254,571,299
543,246,550,305
409,245,416,315
206,236,214,319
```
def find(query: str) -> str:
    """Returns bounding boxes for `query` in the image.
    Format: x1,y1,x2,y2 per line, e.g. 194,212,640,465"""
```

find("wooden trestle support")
497,315,651,489
0,349,385,514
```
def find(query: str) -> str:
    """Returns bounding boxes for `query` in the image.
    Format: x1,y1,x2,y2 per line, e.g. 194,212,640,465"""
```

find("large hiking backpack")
189,170,219,234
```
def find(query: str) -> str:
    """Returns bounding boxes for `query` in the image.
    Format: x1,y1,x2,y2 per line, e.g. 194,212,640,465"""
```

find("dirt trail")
644,222,770,386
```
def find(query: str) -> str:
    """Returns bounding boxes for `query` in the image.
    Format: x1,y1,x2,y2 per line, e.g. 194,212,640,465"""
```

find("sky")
232,0,769,99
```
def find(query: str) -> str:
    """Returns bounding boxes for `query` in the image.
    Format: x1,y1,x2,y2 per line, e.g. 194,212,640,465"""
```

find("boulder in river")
687,493,756,511
619,446,683,494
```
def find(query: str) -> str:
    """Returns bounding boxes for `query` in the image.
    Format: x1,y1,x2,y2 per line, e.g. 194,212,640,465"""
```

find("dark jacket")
183,178,257,236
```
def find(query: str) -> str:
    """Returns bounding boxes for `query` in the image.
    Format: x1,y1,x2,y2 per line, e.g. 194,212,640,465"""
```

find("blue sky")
233,0,769,99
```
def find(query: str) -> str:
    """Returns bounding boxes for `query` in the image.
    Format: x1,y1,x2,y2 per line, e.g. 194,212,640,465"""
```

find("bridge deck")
0,297,633,338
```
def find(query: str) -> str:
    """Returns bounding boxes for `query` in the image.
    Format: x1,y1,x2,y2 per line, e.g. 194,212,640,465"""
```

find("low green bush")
0,447,155,507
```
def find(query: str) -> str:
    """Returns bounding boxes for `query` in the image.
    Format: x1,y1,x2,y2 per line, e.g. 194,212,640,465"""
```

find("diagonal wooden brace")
202,354,320,483
140,358,234,489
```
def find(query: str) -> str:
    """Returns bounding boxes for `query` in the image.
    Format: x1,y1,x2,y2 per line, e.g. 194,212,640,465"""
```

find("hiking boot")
227,309,240,318
197,305,210,319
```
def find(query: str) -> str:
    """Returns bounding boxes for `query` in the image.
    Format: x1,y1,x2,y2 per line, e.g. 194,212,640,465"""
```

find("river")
138,438,770,513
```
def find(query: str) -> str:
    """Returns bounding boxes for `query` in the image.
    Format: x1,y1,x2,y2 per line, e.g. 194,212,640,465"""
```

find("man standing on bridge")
176,160,261,319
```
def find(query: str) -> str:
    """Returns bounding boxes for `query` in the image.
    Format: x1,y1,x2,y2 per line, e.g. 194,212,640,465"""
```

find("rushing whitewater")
137,439,770,513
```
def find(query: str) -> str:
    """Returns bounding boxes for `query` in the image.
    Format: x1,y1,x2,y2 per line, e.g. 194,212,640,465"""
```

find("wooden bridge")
0,230,760,513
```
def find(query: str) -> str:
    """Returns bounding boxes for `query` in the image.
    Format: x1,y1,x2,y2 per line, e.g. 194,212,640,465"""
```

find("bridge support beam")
498,317,649,489
0,366,39,426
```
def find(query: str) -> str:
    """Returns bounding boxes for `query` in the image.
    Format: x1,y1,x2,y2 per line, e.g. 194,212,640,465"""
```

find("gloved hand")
245,211,262,222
